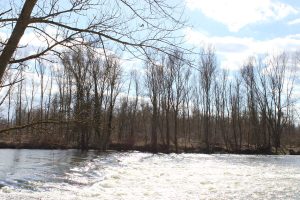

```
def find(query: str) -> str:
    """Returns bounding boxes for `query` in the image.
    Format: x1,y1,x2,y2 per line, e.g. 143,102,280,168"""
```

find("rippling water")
0,149,299,199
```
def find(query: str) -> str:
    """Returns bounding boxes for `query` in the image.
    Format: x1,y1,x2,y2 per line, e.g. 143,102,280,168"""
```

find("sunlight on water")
0,150,299,199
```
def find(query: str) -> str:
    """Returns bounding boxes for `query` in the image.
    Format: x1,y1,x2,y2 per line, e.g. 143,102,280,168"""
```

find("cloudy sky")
2,0,300,74
184,0,300,70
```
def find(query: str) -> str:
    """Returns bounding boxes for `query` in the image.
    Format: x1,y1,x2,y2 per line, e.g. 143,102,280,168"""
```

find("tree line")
0,46,298,153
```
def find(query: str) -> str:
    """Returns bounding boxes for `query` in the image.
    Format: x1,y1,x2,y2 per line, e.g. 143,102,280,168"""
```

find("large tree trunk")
0,0,37,83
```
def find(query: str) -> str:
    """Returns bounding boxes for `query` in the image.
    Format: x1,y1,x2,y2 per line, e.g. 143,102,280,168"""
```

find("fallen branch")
0,120,72,134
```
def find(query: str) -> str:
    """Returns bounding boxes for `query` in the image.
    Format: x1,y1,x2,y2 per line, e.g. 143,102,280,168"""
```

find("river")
0,149,299,199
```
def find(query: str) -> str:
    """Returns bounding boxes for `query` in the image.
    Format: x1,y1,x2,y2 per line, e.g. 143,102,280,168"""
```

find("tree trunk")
0,0,37,83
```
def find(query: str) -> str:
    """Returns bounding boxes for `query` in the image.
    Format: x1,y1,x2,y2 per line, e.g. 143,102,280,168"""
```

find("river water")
0,149,299,199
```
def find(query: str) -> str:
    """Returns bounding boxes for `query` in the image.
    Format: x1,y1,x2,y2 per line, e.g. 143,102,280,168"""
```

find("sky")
183,0,300,70
4,0,300,73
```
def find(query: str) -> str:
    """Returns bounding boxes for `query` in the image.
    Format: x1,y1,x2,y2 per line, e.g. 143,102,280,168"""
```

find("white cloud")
184,28,300,70
19,26,60,47
288,18,300,25
186,0,297,32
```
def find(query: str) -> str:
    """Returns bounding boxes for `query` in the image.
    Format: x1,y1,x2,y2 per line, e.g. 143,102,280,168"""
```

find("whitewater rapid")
0,150,299,199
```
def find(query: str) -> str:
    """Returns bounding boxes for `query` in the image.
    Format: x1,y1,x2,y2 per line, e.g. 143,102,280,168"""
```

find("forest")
0,46,299,154
0,0,299,154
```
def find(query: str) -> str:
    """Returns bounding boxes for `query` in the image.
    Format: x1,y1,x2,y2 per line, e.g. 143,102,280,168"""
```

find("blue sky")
184,0,300,70
2,0,300,78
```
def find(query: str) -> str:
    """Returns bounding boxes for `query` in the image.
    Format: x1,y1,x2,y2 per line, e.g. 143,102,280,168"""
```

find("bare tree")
228,77,243,151
241,58,261,148
61,48,92,149
0,0,37,82
164,55,175,151
265,53,294,153
169,50,189,152
214,69,229,149
0,0,186,84
128,70,140,146
199,47,217,152
103,57,122,150
145,55,163,152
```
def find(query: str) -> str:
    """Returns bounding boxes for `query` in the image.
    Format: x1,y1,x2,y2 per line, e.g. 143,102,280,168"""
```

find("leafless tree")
0,0,186,84
61,48,92,149
214,69,229,149
169,50,189,152
229,77,243,151
145,56,162,152
265,53,295,153
103,56,122,150
199,47,217,152
241,58,261,148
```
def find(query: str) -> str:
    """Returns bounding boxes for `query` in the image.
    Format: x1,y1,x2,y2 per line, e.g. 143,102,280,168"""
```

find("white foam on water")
1,153,300,200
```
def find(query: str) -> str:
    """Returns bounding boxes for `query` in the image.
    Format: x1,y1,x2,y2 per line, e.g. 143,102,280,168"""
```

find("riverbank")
109,143,300,155
0,141,299,155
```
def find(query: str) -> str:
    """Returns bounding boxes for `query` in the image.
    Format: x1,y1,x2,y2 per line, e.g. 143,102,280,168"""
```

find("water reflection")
0,149,100,189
